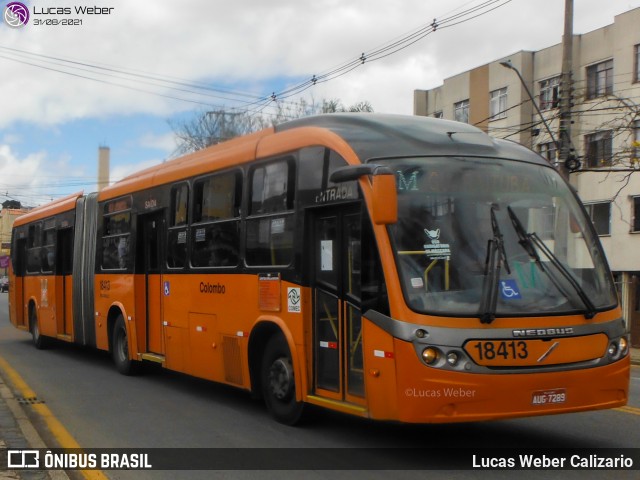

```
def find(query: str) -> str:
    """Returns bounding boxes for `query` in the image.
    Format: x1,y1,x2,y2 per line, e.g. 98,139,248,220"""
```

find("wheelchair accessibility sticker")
500,279,521,300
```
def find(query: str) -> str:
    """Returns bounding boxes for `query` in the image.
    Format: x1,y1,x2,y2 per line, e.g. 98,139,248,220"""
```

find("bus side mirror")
371,172,397,225
330,165,398,225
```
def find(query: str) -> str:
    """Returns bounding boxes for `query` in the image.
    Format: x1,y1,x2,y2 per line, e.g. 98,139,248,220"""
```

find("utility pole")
206,110,244,144
558,0,575,175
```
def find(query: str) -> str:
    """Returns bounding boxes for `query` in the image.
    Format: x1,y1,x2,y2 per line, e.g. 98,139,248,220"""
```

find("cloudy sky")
1,0,639,207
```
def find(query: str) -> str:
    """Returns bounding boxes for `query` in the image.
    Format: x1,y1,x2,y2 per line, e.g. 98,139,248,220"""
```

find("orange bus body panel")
12,192,82,228
391,339,628,423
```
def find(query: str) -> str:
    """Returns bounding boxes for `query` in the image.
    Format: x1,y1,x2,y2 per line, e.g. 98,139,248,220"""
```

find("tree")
169,110,266,156
170,97,374,154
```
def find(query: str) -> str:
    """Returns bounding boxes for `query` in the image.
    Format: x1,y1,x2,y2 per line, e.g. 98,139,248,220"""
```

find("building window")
434,111,443,119
586,60,613,99
539,76,560,110
489,87,507,120
635,44,640,83
585,202,611,236
584,131,613,168
454,99,469,123
538,141,557,163
632,196,640,233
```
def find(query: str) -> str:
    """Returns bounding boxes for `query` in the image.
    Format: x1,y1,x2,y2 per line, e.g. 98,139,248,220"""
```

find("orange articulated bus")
8,114,629,425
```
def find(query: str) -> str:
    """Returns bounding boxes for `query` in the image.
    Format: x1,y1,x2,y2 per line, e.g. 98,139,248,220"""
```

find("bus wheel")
261,335,304,425
112,315,139,375
29,308,49,350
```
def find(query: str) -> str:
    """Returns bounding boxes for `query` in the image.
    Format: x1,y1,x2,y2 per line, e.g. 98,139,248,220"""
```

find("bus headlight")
619,336,628,356
607,337,629,360
446,352,459,366
422,347,439,365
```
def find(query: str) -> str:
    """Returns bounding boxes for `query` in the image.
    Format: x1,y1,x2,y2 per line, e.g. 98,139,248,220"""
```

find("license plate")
532,388,566,405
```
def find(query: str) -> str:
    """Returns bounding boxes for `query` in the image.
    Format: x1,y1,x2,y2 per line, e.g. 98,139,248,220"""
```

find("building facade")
0,203,30,275
414,7,640,345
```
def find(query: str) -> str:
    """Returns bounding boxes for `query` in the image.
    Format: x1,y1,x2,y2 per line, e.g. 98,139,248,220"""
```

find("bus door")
11,238,27,327
138,211,166,355
310,204,365,405
56,228,74,336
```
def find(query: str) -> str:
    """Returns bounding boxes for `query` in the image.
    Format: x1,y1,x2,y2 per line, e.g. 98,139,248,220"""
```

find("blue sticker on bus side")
500,279,521,300
164,281,170,296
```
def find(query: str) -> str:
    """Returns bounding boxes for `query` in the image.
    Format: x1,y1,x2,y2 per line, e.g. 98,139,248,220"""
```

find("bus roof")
12,191,84,227
276,113,548,166
99,113,549,201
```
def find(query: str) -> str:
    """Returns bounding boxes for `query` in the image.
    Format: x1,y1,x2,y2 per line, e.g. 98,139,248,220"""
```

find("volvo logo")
512,327,574,337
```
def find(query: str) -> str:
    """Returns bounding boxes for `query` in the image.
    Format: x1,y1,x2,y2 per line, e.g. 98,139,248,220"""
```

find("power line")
0,0,514,112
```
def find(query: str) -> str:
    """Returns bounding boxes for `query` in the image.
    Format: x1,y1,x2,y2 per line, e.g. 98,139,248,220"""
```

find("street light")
500,60,561,169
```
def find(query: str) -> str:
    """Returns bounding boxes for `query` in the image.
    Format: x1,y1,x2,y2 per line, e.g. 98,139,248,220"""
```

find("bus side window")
42,223,56,273
246,159,295,267
168,183,189,269
191,171,241,269
101,197,132,271
250,160,294,215
26,223,42,274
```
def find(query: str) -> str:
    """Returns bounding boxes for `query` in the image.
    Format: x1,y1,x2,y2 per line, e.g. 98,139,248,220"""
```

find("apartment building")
0,202,29,275
414,7,640,345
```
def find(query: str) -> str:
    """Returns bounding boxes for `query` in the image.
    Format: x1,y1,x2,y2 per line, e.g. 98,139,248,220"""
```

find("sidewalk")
631,347,640,366
0,373,66,480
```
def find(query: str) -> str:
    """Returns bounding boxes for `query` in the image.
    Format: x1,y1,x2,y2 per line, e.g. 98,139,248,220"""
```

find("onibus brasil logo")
4,2,30,28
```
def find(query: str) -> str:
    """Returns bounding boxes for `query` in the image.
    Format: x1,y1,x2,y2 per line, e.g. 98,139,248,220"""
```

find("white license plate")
531,388,566,405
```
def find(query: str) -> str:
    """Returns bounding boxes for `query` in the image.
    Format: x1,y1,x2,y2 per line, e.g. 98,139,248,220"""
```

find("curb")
0,373,70,480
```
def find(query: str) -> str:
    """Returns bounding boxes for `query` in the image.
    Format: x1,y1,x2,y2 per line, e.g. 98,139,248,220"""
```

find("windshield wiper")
506,206,596,319
478,205,510,324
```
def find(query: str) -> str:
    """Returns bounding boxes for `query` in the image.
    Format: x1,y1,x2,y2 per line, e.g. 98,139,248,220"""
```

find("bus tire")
112,315,139,375
29,307,49,350
261,334,304,425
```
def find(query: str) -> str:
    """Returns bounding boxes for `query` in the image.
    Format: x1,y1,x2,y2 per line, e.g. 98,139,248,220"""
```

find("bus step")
139,353,165,364
56,334,72,342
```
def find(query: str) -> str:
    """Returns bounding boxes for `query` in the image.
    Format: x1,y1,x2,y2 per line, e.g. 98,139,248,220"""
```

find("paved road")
0,293,638,479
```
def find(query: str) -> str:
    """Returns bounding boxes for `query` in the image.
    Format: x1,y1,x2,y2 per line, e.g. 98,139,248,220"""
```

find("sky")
1,0,640,207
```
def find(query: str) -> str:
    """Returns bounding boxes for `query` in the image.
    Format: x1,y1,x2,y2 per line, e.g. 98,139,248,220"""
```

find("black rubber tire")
261,334,304,425
30,307,49,350
112,315,139,375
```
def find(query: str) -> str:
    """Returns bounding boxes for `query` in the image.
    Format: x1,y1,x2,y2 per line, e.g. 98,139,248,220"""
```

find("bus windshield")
380,156,618,319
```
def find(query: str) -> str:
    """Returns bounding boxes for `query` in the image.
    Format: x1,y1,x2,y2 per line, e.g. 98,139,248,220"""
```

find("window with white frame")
586,60,613,99
584,130,613,168
539,76,560,110
585,202,611,236
632,196,640,233
489,87,507,120
454,99,469,123
538,141,557,163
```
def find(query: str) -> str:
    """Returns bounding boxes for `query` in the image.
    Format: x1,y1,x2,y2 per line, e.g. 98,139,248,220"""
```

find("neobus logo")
512,327,574,337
